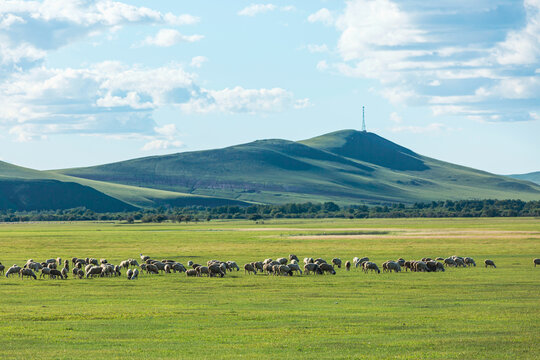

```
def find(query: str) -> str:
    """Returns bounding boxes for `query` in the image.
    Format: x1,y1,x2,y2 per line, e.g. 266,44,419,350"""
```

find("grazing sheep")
303,257,314,265
454,258,466,267
387,261,401,273
244,263,257,275
345,261,351,271
120,260,131,269
86,266,102,278
320,263,336,275
114,265,121,277
131,268,139,280
484,259,496,268
290,259,298,265
164,264,172,274
45,258,55,264
6,265,22,278
126,269,133,279
534,258,540,267
414,261,429,272
47,262,57,270
444,258,457,267
354,257,369,268
140,254,150,262
40,267,52,279
263,258,273,265
145,264,159,274
227,261,240,271
209,264,225,277
426,260,441,272
172,263,187,273
19,268,37,279
314,258,327,265
362,262,380,274
76,269,84,279
61,267,68,279
304,263,322,275
278,265,293,276
253,261,264,273
464,257,476,267
185,269,198,277
56,257,62,266
332,258,342,268
396,258,406,267
25,262,42,272
49,269,64,279
196,266,210,277
129,259,140,267
288,263,302,275
72,267,79,276
277,258,288,265
263,263,274,275
63,260,69,271
289,254,299,262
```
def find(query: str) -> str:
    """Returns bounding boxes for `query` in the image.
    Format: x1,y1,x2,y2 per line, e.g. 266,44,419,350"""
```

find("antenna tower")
362,106,366,132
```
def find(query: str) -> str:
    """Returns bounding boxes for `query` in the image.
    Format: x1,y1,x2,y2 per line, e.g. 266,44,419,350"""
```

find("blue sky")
0,0,538,174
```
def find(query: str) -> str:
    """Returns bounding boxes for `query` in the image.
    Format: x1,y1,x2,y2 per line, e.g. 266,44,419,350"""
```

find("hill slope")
0,161,247,210
55,130,540,204
507,171,540,185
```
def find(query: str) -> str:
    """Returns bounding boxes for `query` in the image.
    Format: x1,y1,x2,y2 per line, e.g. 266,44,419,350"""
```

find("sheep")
56,257,62,266
278,265,293,276
126,269,133,279
354,257,369,268
140,254,150,262
303,257,314,265
263,263,274,275
187,260,194,267
120,260,131,269
362,262,380,274
209,264,225,277
19,268,37,279
263,258,273,265
61,267,69,279
426,260,443,272
145,264,159,274
345,261,351,271
421,257,432,262
454,258,466,267
172,263,186,273
227,261,240,271
6,265,21,278
196,266,210,277
314,258,327,265
219,263,228,274
320,263,336,275
332,258,342,268
276,258,288,265
40,267,52,279
444,258,457,267
47,262,57,270
63,260,69,271
131,268,139,280
0,262,5,275
253,261,264,273
71,257,78,265
484,259,496,268
464,257,476,267
129,259,139,267
304,263,322,275
49,269,64,279
114,265,121,277
72,267,79,276
288,263,302,275
396,258,406,267
25,262,42,272
86,266,102,278
76,269,84,279
386,261,401,273
185,269,198,277
164,264,172,274
535,258,540,267
414,261,429,272
45,258,55,264
244,263,257,275
289,254,299,262
191,263,202,270
272,264,281,275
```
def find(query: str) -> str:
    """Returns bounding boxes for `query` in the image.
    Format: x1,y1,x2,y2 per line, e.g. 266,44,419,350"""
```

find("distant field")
0,218,539,359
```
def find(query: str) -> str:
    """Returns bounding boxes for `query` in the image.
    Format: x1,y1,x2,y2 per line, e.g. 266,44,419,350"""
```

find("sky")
0,0,539,174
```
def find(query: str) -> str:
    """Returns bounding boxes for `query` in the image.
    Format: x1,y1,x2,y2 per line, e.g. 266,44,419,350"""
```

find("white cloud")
190,55,208,68
181,86,309,114
142,139,182,151
307,8,334,26
142,123,183,151
238,4,276,16
307,44,329,53
316,60,329,71
389,112,402,123
140,29,203,47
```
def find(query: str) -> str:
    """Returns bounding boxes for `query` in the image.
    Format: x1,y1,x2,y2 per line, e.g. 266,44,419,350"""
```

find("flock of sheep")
0,254,531,280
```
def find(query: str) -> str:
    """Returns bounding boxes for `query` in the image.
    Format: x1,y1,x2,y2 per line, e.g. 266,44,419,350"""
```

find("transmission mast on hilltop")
362,106,367,132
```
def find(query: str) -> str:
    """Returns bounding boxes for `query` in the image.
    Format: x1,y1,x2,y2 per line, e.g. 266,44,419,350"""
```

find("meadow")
0,217,538,359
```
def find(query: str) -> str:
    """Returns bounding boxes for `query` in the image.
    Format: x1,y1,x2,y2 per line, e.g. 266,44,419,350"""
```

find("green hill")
55,130,540,205
0,161,247,210
507,171,540,185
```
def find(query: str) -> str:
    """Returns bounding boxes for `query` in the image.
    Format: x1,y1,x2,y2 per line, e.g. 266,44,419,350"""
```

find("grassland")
0,217,538,359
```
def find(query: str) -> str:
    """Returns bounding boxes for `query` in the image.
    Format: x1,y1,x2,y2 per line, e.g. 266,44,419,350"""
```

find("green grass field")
0,218,538,359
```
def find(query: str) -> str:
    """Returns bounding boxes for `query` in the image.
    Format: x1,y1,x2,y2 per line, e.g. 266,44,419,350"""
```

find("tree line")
0,199,539,222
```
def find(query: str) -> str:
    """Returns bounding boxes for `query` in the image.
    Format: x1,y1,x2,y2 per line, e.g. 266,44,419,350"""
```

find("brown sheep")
304,263,322,275
484,259,496,268
244,263,257,275
19,268,37,279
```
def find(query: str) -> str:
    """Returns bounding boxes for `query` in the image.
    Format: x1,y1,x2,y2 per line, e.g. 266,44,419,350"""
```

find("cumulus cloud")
139,29,203,47
310,0,540,122
238,4,276,16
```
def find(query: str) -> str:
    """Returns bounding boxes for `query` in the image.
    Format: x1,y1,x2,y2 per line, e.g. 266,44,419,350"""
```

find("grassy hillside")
507,171,540,185
56,130,540,204
0,161,247,210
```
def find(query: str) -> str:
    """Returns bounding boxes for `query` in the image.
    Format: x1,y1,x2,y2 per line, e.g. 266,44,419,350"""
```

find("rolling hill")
507,171,540,185
53,130,540,205
0,161,248,211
